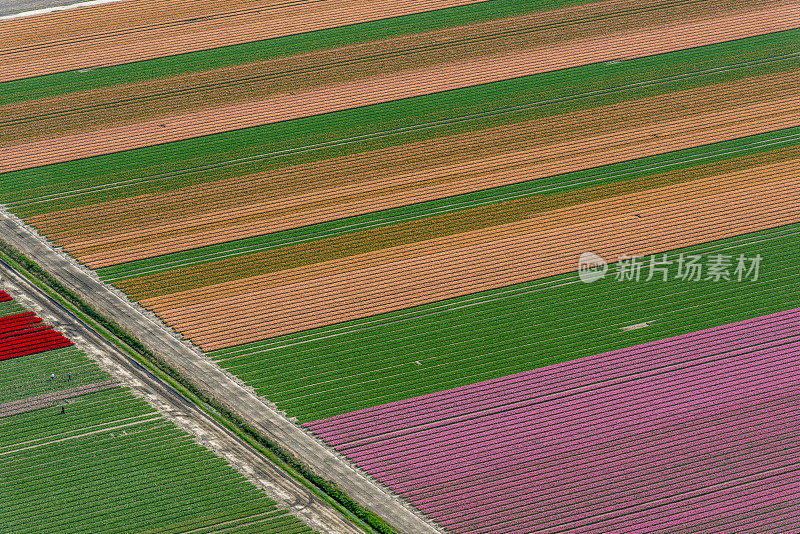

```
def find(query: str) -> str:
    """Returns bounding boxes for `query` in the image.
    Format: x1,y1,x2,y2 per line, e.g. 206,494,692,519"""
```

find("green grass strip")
0,0,589,105
209,224,800,422
3,28,799,216
0,413,311,534
0,346,111,404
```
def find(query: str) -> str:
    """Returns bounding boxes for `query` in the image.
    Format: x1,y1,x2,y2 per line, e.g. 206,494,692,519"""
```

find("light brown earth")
0,0,484,81
1,0,798,171
28,70,800,267
0,0,766,145
141,160,800,350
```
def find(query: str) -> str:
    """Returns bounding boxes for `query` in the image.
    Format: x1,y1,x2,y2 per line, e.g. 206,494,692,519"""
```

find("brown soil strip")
28,71,800,266
2,1,797,170
140,170,800,350
0,0,484,81
113,145,800,301
0,380,120,418
0,0,759,145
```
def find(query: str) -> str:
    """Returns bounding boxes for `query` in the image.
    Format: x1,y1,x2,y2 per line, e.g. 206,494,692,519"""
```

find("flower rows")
0,306,73,361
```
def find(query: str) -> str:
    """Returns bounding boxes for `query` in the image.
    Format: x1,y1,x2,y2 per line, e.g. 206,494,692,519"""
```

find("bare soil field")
1,0,797,170
27,71,800,267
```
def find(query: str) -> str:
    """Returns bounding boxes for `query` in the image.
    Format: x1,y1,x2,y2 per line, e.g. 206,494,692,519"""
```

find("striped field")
306,308,800,532
2,0,800,531
0,293,315,533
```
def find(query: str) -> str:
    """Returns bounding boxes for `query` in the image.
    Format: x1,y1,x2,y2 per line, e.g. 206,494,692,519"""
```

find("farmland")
94,123,800,286
4,26,800,208
2,0,800,532
0,305,72,361
306,307,800,532
0,294,317,533
2,1,798,170
207,223,800,421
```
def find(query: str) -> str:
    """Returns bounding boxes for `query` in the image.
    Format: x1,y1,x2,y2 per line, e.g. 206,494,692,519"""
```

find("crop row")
0,346,111,404
0,0,561,106
4,28,799,215
1,384,313,534
210,223,800,421
99,123,800,286
305,307,800,533
308,307,800,442
0,310,73,361
0,298,312,533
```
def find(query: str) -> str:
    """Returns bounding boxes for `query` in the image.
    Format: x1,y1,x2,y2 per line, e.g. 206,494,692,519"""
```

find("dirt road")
0,207,443,534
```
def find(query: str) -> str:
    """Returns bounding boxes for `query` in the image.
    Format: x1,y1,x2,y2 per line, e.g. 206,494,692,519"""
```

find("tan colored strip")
0,0,484,81
2,1,798,170
142,169,800,350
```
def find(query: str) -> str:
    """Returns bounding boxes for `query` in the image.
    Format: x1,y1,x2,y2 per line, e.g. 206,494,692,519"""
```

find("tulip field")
208,223,800,421
2,0,800,531
0,294,314,533
0,311,73,361
306,307,800,532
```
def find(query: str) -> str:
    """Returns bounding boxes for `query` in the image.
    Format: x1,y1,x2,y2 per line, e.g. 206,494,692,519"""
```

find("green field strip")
0,427,306,534
3,28,799,215
0,301,317,534
0,0,593,105
209,224,800,422
209,514,314,534
150,508,288,534
214,517,316,534
234,270,800,420
0,388,159,449
98,125,800,285
0,345,112,404
140,502,283,534
0,390,313,534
